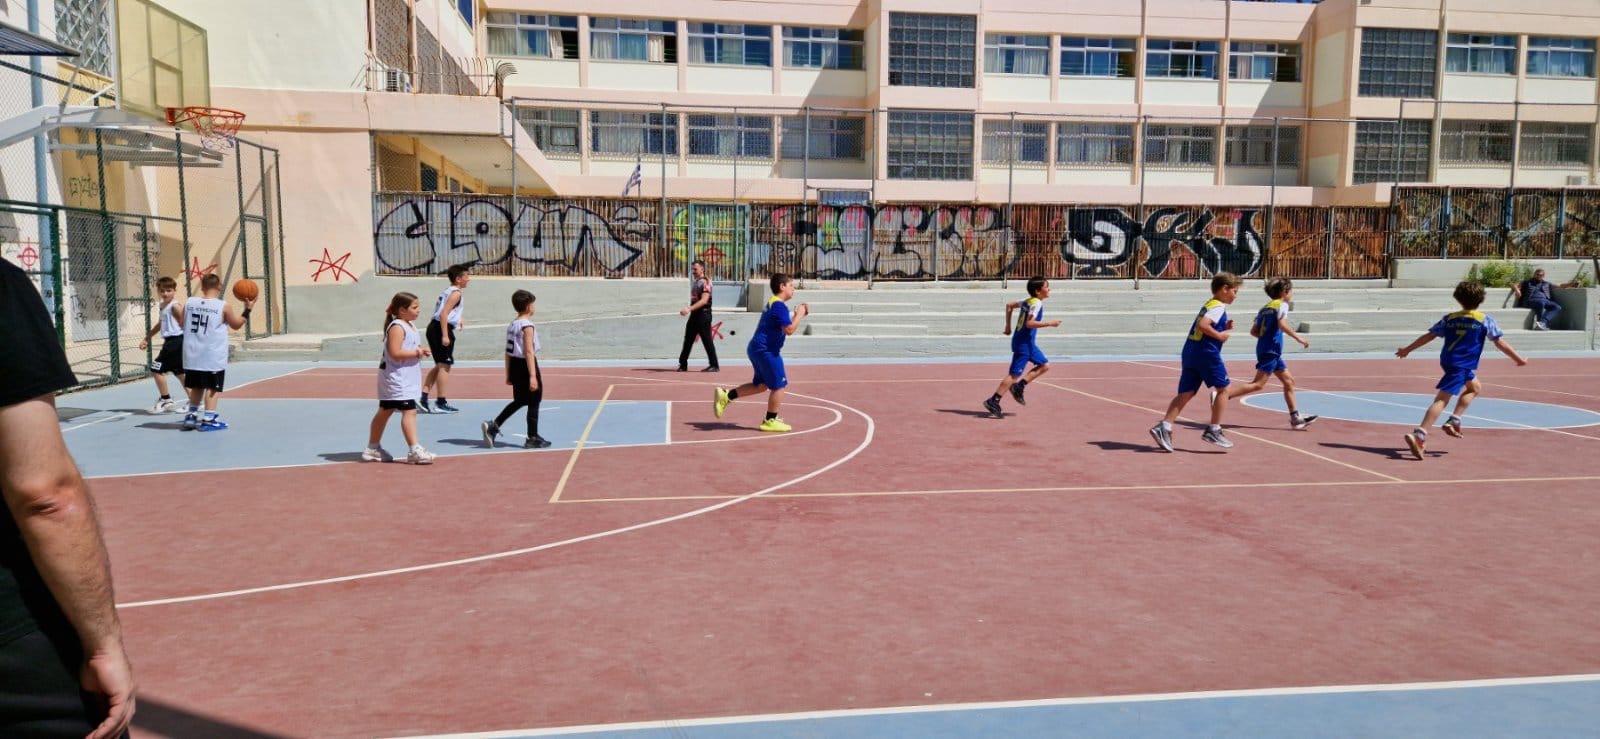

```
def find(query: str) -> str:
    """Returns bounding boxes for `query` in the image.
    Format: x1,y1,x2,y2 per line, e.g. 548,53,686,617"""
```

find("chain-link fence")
1395,186,1600,262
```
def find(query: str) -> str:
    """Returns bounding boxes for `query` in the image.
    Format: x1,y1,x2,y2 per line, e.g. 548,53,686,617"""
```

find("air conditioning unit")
1566,175,1588,187
382,68,412,93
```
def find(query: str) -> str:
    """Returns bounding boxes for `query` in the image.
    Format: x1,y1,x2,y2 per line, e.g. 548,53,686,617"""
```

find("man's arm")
0,395,135,739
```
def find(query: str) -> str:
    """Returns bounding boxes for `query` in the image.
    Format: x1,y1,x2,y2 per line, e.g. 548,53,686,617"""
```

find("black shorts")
183,369,226,392
425,320,456,365
506,360,543,403
0,628,100,735
379,399,418,411
150,335,183,374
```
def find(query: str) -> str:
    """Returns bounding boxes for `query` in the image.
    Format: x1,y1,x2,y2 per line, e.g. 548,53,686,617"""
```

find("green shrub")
1465,259,1535,288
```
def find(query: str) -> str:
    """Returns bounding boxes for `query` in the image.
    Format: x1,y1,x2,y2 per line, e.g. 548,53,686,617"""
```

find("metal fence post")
1556,188,1569,259
661,102,670,278
1134,115,1149,290
176,130,193,295
93,128,121,381
1269,116,1280,273
1006,112,1016,288
274,150,288,333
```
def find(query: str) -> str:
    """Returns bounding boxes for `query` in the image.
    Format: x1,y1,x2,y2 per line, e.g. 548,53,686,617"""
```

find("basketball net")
166,106,246,150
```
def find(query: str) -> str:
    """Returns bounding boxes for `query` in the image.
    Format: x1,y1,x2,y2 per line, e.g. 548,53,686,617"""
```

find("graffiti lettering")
757,204,1020,280
373,197,645,274
1060,207,1265,277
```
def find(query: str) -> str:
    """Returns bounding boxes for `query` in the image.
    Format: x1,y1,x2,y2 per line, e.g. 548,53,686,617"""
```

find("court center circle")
1240,391,1600,430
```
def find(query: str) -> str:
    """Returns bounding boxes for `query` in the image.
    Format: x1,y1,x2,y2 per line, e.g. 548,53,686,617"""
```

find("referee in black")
676,259,719,372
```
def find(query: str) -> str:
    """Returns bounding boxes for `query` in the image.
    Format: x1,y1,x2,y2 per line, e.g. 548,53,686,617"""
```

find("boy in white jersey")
137,275,186,413
180,274,251,431
480,290,552,449
421,265,470,413
365,292,436,464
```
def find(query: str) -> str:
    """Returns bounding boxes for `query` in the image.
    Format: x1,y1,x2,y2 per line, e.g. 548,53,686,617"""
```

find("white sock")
367,443,382,450
410,444,425,453
1209,424,1222,432
1159,421,1172,431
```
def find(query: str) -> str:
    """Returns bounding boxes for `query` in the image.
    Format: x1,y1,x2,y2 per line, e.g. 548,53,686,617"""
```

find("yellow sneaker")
713,387,730,418
758,417,792,433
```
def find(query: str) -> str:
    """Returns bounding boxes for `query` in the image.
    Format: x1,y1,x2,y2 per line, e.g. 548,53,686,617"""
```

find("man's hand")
82,646,135,739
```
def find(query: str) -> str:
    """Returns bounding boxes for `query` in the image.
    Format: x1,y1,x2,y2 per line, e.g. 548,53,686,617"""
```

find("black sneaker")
676,366,688,372
1010,383,1026,405
481,421,498,448
701,366,720,373
1291,414,1319,430
1441,418,1463,438
524,436,553,449
983,397,1003,418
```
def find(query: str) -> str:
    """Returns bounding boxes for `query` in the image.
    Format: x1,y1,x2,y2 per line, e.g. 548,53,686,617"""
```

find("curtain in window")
648,36,665,63
592,32,617,59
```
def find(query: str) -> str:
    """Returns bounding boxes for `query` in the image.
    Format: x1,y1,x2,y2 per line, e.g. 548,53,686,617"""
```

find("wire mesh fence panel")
1393,187,1448,259
1448,188,1508,259
1329,207,1390,278
1561,191,1600,258
1261,207,1330,279
1507,189,1564,260
674,203,749,281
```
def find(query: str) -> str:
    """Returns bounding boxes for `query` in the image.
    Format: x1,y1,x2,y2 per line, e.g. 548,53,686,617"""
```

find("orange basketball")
232,278,260,302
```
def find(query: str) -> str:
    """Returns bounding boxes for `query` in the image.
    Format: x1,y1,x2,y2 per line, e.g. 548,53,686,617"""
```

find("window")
1446,34,1516,75
1528,37,1596,78
887,110,973,180
689,23,771,66
1144,124,1217,166
447,176,464,193
455,0,474,26
984,34,1048,75
784,27,864,70
1060,37,1136,78
780,116,866,160
589,111,678,155
888,13,976,88
514,108,580,156
981,120,1048,164
1225,125,1300,166
487,14,578,59
591,18,677,63
1353,119,1432,183
688,114,774,158
419,163,439,192
1229,42,1300,82
1056,123,1134,165
1359,28,1437,97
1520,122,1592,165
1440,120,1513,163
55,0,113,76
1146,40,1220,80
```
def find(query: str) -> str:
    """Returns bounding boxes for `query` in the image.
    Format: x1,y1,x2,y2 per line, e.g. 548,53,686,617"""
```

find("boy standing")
1221,277,1318,429
1396,281,1527,460
180,273,252,431
138,275,185,413
481,290,552,449
1149,272,1242,452
713,273,809,432
421,265,469,413
983,276,1060,418
677,259,720,372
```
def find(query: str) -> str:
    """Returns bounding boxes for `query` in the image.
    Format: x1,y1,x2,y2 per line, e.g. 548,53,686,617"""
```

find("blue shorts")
1256,355,1286,374
1008,345,1048,377
749,350,788,391
1177,356,1230,394
1437,367,1476,395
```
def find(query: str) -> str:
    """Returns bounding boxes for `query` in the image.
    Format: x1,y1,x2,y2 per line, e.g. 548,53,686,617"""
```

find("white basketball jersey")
433,285,464,326
159,300,183,337
181,296,229,372
378,319,422,401
505,318,539,359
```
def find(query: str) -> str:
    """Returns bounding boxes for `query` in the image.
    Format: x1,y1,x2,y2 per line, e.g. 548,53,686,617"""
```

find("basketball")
232,278,260,302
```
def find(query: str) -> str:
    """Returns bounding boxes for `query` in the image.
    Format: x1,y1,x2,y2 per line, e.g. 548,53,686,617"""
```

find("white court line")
64,366,314,433
1297,390,1600,441
115,390,875,609
401,673,1600,738
227,365,315,392
61,412,130,433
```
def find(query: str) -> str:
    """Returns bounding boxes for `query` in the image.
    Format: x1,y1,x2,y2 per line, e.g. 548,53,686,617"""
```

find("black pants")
495,361,543,439
678,311,719,369
0,629,109,737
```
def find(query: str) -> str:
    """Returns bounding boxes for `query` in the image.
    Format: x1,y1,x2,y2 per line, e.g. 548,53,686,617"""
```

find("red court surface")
88,358,1600,738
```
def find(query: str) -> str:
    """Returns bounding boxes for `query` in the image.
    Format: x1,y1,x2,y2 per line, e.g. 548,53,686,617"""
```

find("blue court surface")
1242,391,1600,430
422,676,1600,739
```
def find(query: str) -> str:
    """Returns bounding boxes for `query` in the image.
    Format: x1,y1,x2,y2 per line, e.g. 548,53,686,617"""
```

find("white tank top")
159,300,183,337
432,285,464,327
505,318,539,359
378,319,422,401
181,296,229,371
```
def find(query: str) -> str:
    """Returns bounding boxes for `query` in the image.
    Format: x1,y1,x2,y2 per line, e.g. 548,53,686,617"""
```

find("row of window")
1354,120,1592,183
989,37,1300,81
516,109,867,160
1361,29,1597,98
486,14,864,69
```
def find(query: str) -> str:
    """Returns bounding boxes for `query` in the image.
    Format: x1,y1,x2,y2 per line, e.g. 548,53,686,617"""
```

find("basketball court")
55,354,1600,738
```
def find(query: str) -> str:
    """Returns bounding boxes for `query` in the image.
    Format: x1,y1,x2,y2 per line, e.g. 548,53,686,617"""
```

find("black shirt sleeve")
0,259,77,408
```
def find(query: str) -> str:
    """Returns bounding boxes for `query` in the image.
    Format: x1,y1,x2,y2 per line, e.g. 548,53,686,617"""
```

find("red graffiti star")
710,321,724,341
700,246,726,267
309,248,358,283
186,256,218,282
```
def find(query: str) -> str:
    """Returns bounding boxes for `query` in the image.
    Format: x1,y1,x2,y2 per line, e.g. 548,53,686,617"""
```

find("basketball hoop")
166,105,245,150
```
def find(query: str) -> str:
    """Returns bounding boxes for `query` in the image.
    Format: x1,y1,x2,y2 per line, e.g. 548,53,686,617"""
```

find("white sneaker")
150,398,168,414
361,446,393,463
406,446,436,465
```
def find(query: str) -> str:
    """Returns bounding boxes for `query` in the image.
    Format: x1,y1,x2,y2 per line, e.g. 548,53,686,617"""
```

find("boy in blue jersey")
1396,281,1527,460
1149,272,1242,452
1221,278,1318,429
713,273,809,432
984,276,1060,418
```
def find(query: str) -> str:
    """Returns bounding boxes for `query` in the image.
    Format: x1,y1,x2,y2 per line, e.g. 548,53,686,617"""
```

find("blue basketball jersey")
1430,310,1502,371
1181,299,1228,365
748,296,792,354
1254,299,1286,359
1011,297,1044,351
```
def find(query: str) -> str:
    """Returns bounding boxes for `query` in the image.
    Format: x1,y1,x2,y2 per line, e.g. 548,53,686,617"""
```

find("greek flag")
621,161,643,197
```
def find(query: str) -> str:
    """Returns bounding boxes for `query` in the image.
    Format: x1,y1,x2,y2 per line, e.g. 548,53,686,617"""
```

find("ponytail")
384,291,419,332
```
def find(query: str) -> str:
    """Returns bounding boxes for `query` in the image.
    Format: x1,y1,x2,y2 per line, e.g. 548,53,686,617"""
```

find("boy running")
1396,281,1527,460
138,275,185,413
1220,277,1318,429
180,273,252,431
421,265,469,413
713,273,809,432
1149,272,1242,452
481,290,552,449
984,276,1060,418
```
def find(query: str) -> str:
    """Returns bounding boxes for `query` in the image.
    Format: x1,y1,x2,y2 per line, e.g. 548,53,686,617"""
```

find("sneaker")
417,399,433,414
150,398,167,414
1201,428,1233,449
406,447,436,465
159,399,179,413
1404,431,1426,460
1291,414,1319,430
713,387,730,418
1009,383,1026,406
481,420,499,448
701,366,720,373
181,413,199,431
676,365,688,372
434,401,461,414
759,417,793,433
1533,321,1548,331
983,396,1003,418
1441,418,1463,438
198,418,229,432
361,446,393,463
523,436,553,449
1149,424,1174,452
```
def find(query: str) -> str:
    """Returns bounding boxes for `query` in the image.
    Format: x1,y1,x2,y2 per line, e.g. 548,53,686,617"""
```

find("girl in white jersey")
364,292,437,464
480,290,551,448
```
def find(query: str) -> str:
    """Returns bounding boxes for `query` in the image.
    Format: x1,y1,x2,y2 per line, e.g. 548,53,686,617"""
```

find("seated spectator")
1511,269,1578,330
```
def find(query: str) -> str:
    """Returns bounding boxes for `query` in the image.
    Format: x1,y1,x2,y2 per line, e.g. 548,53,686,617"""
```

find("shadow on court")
934,408,1002,419
684,421,746,431
1319,441,1447,461
1086,440,1169,454
134,696,293,739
